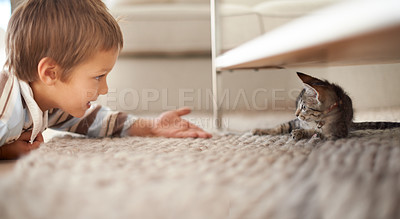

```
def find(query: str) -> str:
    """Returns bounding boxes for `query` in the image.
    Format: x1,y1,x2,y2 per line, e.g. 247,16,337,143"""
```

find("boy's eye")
95,74,105,80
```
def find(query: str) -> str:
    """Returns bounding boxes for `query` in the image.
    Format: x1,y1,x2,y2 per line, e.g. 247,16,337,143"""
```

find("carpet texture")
0,128,400,219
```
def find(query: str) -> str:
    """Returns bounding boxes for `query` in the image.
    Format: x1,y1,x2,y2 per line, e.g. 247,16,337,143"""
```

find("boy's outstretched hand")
129,107,212,138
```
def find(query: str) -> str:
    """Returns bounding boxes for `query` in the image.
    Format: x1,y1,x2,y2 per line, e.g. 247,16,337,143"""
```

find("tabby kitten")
252,72,400,140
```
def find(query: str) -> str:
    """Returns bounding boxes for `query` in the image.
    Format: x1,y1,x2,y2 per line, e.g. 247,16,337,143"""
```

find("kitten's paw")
291,129,305,141
252,129,262,135
252,129,268,136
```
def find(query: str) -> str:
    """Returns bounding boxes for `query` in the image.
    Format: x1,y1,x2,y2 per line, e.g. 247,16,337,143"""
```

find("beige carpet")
0,127,400,219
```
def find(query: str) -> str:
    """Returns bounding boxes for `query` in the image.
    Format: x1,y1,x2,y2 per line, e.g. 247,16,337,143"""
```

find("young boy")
0,0,212,160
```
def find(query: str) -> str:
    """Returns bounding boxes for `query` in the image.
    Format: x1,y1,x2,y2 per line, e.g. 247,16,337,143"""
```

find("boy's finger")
202,132,213,138
175,107,191,116
196,130,212,139
175,130,198,138
188,123,212,138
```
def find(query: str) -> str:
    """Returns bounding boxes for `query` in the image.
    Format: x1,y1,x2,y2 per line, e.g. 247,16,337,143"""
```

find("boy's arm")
48,104,136,137
49,105,211,138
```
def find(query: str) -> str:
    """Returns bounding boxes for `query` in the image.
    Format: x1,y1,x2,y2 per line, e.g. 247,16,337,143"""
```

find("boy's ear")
37,57,61,85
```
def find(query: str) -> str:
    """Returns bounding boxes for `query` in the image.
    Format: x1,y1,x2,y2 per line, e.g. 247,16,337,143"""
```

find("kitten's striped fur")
253,72,400,140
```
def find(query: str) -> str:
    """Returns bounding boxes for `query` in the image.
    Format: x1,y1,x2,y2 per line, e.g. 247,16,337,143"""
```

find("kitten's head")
295,72,342,122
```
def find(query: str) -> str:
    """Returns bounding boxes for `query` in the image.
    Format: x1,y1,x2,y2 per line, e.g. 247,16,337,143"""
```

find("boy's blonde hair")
5,0,123,82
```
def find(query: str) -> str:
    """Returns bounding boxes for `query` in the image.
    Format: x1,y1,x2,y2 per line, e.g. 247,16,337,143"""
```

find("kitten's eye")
302,105,306,110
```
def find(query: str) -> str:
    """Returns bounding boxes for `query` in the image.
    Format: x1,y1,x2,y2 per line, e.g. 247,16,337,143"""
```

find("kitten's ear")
297,72,324,85
303,83,318,97
297,72,326,102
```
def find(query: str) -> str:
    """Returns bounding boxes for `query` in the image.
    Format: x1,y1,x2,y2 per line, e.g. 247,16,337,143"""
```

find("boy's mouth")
87,97,98,109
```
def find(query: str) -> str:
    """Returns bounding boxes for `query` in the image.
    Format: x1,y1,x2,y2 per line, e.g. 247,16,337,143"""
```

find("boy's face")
55,49,119,118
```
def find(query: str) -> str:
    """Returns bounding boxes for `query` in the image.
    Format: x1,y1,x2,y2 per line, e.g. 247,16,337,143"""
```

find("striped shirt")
0,71,136,146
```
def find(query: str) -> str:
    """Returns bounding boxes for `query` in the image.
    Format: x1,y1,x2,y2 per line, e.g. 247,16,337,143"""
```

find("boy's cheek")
85,89,98,100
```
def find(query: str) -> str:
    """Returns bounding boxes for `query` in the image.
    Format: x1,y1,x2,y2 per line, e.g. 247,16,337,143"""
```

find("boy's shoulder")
0,71,26,145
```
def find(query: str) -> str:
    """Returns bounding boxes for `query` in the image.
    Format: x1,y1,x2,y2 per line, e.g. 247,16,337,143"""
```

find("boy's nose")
99,81,108,95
